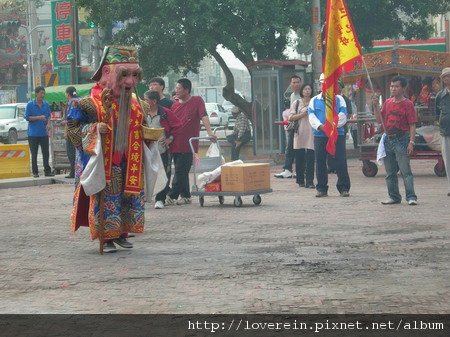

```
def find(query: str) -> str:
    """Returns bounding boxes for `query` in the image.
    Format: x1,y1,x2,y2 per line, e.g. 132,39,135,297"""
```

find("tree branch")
209,48,253,119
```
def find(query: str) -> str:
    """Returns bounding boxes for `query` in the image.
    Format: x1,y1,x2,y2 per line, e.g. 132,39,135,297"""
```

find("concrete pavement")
0,158,449,314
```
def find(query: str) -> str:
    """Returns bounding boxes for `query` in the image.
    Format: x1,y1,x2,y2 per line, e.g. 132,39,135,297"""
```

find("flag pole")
361,56,386,131
361,56,375,93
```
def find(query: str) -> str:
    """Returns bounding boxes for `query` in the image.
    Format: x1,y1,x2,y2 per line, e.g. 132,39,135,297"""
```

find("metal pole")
70,2,79,84
23,24,52,98
24,29,33,100
93,27,101,68
311,0,322,91
445,19,449,52
29,0,40,88
25,0,33,99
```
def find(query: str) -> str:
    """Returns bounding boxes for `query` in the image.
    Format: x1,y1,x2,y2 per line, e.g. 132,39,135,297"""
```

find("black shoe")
103,241,117,253
340,191,350,197
113,237,133,249
316,191,328,198
298,183,305,187
32,173,39,178
44,172,55,177
305,183,315,189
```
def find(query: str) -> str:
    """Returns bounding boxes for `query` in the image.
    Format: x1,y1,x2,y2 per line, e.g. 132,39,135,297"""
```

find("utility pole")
23,24,51,100
92,27,101,68
26,0,34,98
24,23,33,100
445,19,449,52
311,0,322,91
28,0,41,88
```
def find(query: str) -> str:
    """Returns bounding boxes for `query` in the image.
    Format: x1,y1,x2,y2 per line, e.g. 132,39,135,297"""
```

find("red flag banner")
322,0,362,155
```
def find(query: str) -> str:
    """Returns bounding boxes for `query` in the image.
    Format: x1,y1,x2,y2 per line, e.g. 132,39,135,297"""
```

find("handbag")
287,100,300,135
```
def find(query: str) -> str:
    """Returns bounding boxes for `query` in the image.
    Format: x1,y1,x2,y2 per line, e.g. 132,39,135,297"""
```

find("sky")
217,31,301,71
217,46,247,70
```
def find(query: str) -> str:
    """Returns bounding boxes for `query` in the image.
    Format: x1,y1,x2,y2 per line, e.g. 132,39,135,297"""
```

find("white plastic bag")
143,142,168,201
206,143,220,157
80,128,106,196
205,142,225,165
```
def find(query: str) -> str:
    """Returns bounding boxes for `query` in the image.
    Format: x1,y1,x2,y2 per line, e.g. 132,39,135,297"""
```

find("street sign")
51,0,73,68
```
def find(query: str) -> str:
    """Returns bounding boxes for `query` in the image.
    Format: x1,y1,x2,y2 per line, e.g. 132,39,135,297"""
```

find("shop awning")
37,83,95,104
342,48,450,84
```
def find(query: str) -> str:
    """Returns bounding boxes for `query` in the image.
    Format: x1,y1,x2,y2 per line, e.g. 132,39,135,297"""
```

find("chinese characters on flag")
51,1,73,67
322,0,362,156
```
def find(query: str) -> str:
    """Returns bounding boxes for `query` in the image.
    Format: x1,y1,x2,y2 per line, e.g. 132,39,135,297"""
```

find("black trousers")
314,135,350,193
351,129,358,149
66,138,76,175
168,152,193,199
155,151,172,202
294,148,315,185
283,131,295,171
28,136,51,175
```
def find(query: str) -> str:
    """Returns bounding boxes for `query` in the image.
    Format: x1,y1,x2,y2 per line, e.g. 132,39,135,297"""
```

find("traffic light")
88,21,96,28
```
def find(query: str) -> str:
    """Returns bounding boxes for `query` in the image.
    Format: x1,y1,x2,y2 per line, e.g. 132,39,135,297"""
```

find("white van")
0,103,28,144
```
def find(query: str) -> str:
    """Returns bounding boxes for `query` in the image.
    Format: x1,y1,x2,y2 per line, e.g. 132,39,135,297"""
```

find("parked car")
0,103,28,144
205,103,229,126
221,99,234,113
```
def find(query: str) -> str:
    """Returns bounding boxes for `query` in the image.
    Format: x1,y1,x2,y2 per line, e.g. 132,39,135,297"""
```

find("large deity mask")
92,45,142,98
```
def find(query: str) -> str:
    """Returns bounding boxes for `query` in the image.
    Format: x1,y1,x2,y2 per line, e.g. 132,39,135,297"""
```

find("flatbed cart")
357,112,446,178
189,135,273,207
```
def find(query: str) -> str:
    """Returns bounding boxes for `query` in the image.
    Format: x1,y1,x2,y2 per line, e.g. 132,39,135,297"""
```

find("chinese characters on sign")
51,0,73,68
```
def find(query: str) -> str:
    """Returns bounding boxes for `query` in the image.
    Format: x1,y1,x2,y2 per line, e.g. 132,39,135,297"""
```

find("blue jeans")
384,134,417,202
227,130,251,161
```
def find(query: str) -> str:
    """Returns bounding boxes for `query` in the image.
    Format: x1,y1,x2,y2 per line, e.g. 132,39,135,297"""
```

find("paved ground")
0,158,449,314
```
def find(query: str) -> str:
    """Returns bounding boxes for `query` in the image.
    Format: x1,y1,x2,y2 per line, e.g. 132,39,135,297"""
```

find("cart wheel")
218,196,224,204
233,196,243,207
434,162,446,177
362,161,378,177
199,196,204,207
253,194,262,205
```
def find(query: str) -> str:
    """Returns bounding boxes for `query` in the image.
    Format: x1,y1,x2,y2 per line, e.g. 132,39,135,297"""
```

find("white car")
205,103,229,126
0,103,28,144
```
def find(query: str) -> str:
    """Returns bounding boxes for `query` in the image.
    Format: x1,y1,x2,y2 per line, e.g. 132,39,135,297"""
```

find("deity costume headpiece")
91,45,139,81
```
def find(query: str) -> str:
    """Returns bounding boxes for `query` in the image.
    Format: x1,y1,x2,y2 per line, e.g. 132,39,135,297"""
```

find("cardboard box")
221,163,270,192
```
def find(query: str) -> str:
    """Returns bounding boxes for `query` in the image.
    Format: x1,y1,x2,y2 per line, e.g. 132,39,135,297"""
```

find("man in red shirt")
166,78,217,205
375,75,418,205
